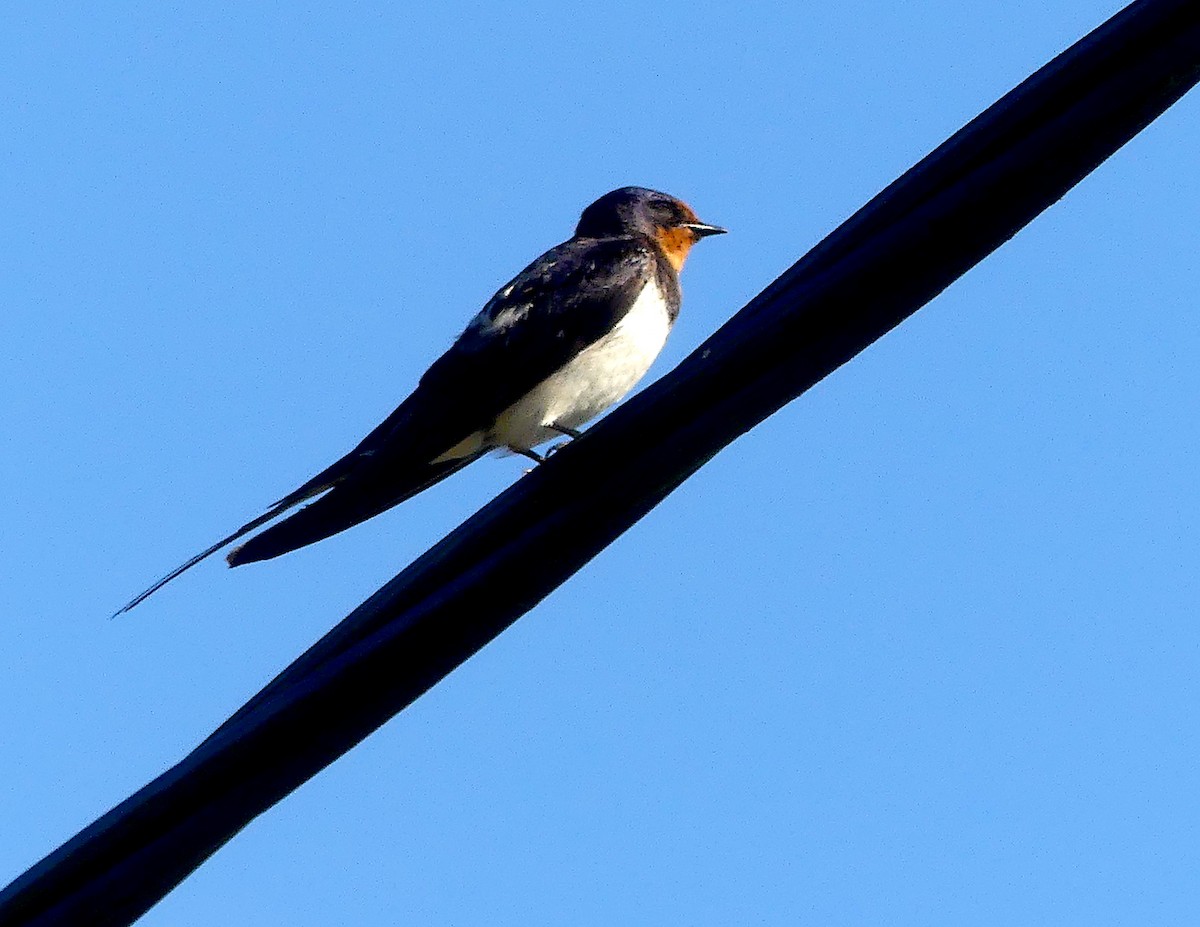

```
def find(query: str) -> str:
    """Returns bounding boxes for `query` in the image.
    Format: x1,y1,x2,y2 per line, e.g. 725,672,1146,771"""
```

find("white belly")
489,281,672,452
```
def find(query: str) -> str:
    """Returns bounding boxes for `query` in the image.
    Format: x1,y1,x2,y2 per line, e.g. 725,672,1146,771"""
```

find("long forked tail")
111,478,337,617
113,450,484,615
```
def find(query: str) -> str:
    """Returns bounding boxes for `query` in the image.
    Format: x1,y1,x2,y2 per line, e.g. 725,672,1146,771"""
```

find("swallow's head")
576,187,726,270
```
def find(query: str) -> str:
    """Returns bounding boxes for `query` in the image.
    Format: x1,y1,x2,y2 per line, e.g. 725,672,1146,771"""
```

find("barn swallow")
116,186,725,614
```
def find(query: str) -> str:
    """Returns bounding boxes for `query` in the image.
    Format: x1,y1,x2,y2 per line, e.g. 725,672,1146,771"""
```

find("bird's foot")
510,446,545,473
548,422,584,440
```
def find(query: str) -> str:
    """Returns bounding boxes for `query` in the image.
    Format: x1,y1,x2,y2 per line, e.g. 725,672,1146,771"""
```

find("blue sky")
3,2,1198,924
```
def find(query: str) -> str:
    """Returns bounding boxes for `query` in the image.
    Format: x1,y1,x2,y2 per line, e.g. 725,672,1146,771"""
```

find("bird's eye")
655,202,686,226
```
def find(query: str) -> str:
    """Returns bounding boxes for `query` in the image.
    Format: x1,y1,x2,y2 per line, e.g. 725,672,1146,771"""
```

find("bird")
116,186,726,614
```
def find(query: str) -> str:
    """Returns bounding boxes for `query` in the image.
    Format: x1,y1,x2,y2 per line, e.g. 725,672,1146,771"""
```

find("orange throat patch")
655,226,695,272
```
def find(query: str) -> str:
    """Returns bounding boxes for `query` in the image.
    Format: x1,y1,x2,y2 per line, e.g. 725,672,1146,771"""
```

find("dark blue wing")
347,235,657,467
221,236,660,565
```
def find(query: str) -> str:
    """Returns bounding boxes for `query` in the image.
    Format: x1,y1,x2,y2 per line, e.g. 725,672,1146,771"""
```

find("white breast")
488,281,673,452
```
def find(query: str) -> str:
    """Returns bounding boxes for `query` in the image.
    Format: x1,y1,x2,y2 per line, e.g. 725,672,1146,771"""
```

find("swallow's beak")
682,222,728,239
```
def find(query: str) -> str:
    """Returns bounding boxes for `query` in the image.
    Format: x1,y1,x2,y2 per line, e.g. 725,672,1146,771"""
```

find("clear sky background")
3,2,1198,924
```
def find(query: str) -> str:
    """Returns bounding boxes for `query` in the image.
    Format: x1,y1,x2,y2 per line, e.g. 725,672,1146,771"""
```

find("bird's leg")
510,446,546,468
548,422,584,439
